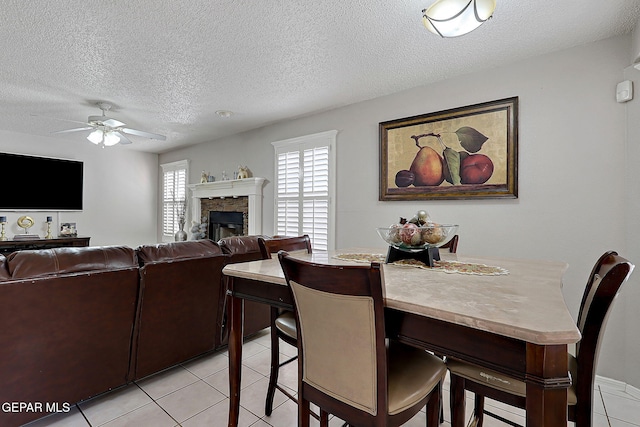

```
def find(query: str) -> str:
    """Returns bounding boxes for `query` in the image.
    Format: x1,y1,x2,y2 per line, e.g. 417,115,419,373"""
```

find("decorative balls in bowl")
377,223,458,252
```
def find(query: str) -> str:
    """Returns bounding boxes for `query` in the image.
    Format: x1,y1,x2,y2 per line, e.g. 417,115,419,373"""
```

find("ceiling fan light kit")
422,0,496,38
53,102,166,147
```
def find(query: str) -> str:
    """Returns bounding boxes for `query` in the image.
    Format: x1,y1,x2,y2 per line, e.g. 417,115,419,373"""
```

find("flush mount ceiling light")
422,0,496,38
215,110,234,118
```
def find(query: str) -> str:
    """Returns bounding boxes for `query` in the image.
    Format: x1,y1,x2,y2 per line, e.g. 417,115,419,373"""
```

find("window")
272,130,337,251
161,160,188,239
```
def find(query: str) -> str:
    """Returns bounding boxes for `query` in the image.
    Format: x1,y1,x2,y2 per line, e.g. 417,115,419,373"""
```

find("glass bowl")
376,224,459,252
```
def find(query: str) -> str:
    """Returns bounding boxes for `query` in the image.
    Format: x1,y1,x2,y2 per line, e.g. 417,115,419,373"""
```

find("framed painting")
379,97,518,200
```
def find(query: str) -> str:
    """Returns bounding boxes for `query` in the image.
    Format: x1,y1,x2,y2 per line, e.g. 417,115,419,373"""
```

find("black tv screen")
0,152,83,211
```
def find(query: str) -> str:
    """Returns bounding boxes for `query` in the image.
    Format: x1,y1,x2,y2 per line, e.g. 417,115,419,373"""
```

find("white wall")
0,130,159,248
161,34,639,387
624,21,640,389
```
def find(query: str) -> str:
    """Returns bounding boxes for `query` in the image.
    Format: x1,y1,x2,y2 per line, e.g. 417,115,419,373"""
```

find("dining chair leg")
299,396,311,427
265,307,280,415
320,409,329,427
473,395,484,427
426,383,441,426
450,374,466,427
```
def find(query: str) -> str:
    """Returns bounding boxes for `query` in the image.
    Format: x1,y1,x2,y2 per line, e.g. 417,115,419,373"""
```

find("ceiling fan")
52,102,167,146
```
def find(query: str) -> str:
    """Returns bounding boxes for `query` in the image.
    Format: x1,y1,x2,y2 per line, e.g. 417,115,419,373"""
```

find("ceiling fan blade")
101,118,126,128
121,127,167,141
52,126,93,134
31,114,90,126
116,131,133,145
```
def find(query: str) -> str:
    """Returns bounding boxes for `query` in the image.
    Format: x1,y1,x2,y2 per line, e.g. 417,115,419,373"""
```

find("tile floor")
23,329,640,427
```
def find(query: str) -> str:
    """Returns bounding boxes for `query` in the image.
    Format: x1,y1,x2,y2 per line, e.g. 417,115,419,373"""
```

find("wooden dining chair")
440,234,459,253
278,251,447,427
257,235,313,416
447,250,634,427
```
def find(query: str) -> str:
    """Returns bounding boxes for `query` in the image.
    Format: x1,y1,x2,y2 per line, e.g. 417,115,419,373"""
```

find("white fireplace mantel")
188,177,266,236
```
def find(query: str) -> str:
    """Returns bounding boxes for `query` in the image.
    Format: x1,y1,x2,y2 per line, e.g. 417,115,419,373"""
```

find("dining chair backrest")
440,234,459,253
278,251,388,419
572,251,633,415
258,235,312,259
447,250,634,427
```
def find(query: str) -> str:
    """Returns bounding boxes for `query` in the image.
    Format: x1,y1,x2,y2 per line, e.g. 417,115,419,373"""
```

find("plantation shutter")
161,160,188,237
273,131,337,251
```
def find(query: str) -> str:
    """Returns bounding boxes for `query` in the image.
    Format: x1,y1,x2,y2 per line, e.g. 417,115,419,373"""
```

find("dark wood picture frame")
379,97,518,200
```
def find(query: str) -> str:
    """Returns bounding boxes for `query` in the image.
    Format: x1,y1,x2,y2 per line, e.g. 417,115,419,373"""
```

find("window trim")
160,159,189,242
272,130,337,251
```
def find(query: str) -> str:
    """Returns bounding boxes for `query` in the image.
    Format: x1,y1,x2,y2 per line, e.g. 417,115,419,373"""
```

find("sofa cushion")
136,239,222,265
218,235,269,263
7,246,136,279
0,254,10,280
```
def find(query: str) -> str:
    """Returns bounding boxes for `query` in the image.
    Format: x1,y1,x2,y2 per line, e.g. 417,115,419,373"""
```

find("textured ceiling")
1,1,639,153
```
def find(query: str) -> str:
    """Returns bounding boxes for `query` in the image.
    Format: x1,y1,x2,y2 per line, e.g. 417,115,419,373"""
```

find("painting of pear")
409,146,444,186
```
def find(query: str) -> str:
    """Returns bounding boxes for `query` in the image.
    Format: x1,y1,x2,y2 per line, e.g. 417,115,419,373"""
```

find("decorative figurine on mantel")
200,170,208,184
237,165,250,179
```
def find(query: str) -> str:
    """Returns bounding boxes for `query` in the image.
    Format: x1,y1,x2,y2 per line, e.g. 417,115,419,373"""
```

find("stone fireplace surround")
188,177,266,237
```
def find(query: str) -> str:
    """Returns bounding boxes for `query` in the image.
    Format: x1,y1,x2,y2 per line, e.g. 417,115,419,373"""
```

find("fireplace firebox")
209,211,244,241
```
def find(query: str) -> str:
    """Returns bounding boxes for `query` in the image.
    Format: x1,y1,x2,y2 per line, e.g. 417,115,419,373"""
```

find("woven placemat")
333,253,509,276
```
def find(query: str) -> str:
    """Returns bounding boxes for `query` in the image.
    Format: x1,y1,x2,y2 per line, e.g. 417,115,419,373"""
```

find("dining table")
222,248,581,427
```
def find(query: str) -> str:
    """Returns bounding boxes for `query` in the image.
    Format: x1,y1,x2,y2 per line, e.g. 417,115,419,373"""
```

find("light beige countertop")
223,248,581,346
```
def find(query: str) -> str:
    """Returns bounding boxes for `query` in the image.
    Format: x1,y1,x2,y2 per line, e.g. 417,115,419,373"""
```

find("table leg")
525,343,570,426
228,293,244,427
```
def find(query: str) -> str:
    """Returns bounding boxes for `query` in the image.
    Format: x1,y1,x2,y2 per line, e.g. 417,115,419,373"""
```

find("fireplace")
188,177,266,237
209,211,245,240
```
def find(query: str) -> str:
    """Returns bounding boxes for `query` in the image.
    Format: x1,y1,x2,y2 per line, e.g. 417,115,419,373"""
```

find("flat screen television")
0,152,83,211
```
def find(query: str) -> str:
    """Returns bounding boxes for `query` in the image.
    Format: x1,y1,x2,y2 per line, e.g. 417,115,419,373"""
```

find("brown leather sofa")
0,246,139,427
0,236,273,427
132,240,228,380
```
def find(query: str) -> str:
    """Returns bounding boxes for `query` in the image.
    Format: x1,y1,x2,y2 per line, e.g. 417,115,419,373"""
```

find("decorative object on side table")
45,216,53,239
14,215,40,240
0,216,7,241
377,210,458,267
60,222,77,237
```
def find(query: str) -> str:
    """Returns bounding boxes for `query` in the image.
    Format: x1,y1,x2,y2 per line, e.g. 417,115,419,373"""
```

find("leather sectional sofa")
0,236,271,427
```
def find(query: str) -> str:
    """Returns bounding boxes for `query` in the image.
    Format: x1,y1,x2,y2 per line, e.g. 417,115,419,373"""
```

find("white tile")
248,329,272,348
274,357,299,391
78,385,153,426
263,399,321,427
248,419,273,427
238,377,289,418
181,398,259,427
21,405,89,427
182,350,228,379
204,364,265,397
135,365,199,399
243,347,273,376
242,340,272,360
156,380,226,422
603,391,640,426
99,402,176,427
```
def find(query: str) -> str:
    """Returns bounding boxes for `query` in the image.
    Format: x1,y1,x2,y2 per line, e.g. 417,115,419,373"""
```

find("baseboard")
596,375,640,398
